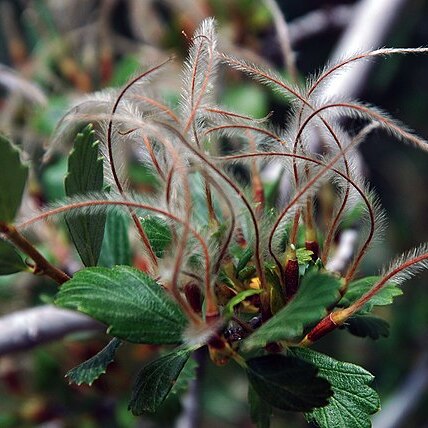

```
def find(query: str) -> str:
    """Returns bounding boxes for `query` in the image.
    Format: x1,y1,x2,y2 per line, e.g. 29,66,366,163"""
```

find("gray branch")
264,0,298,80
325,229,359,274
175,348,206,428
322,0,408,99
0,305,103,355
288,5,354,45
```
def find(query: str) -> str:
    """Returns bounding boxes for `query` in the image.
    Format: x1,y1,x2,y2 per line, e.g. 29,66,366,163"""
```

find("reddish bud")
306,314,338,343
184,282,203,313
305,240,319,260
208,335,226,350
284,258,299,300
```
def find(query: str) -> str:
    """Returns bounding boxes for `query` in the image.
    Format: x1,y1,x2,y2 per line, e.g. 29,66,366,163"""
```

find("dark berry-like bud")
306,240,319,261
184,282,203,313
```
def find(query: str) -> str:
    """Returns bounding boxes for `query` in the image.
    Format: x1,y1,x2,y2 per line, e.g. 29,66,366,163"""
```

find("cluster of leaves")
1,18,428,428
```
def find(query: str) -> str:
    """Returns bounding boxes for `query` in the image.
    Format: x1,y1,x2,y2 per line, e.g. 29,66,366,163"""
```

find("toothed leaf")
292,348,380,428
64,124,106,266
341,276,403,312
99,212,131,267
140,216,172,258
243,271,341,350
66,338,122,385
247,354,332,412
55,266,187,344
236,247,253,274
129,348,192,414
0,135,28,223
344,315,390,340
168,356,198,397
296,248,314,265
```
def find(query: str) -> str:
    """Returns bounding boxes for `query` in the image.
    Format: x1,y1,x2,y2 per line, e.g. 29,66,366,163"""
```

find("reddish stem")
0,223,70,285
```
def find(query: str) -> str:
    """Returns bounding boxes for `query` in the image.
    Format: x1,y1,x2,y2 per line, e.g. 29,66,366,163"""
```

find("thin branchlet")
155,120,268,297
347,244,428,314
303,245,428,344
106,59,172,268
307,47,428,98
222,50,358,254
299,101,428,151
216,127,377,276
273,125,376,271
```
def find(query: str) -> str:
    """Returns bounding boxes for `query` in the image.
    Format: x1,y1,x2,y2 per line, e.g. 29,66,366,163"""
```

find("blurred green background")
0,0,427,426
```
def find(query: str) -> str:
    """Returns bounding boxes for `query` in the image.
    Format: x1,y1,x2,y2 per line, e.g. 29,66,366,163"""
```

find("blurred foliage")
0,0,427,427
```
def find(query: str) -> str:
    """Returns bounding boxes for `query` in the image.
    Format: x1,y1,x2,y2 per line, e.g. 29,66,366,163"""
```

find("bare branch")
322,0,408,99
175,348,206,428
288,5,354,45
263,0,298,81
325,229,359,274
0,64,47,105
0,305,103,355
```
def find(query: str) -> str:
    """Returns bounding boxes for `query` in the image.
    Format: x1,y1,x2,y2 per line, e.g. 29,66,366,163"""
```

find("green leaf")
246,354,332,412
224,289,262,318
0,135,28,223
64,124,106,266
0,239,27,275
99,212,131,267
128,162,160,191
292,348,380,428
341,276,403,312
344,315,390,340
145,353,198,421
168,356,198,397
296,248,314,265
238,265,257,280
129,348,192,414
243,270,341,350
140,216,172,258
236,247,253,274
66,338,122,385
248,383,272,428
55,266,187,344
265,263,285,315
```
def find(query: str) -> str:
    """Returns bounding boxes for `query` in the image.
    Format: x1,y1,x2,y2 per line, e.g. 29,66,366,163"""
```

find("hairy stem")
217,138,376,275
156,121,268,298
107,61,172,268
303,250,428,344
